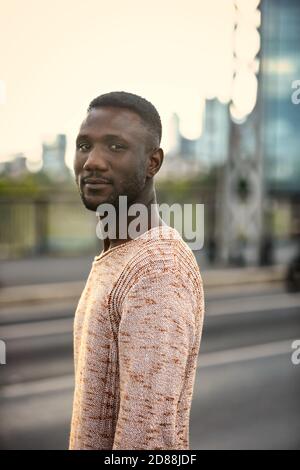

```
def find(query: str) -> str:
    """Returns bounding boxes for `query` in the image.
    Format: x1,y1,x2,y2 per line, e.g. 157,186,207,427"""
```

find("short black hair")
87,91,162,148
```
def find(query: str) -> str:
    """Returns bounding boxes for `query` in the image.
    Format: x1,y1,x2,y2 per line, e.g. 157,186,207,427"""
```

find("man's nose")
83,148,109,172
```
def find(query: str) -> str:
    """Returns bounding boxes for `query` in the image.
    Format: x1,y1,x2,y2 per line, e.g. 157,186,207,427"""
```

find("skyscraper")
261,0,300,193
42,134,70,181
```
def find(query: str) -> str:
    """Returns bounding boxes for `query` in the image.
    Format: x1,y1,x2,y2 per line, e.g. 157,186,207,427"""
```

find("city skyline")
0,0,236,169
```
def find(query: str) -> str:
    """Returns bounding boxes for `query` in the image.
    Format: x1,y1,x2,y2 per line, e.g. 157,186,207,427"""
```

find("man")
69,91,205,450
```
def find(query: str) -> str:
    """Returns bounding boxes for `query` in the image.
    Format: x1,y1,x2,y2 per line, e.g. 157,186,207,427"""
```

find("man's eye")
109,143,127,152
77,143,90,151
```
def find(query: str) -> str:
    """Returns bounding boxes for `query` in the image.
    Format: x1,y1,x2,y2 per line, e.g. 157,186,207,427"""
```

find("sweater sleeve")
112,255,201,450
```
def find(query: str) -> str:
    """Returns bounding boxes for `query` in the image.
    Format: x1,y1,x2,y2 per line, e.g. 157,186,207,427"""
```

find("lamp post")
218,0,264,266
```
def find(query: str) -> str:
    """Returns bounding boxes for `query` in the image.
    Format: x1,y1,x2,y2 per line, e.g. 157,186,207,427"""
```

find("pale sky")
0,0,236,169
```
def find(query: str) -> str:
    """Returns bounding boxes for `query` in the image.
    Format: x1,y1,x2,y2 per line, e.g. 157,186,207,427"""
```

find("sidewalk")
0,255,96,288
0,261,286,307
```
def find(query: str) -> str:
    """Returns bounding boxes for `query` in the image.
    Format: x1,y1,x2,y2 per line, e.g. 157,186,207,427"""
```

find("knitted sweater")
69,225,205,450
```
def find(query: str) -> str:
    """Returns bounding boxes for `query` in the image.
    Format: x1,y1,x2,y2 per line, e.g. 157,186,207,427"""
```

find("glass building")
261,0,300,194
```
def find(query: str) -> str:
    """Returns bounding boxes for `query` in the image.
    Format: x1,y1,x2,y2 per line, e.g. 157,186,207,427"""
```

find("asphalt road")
0,284,300,449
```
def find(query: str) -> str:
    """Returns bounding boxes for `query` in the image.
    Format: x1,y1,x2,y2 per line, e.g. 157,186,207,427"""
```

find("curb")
201,265,286,286
0,265,286,307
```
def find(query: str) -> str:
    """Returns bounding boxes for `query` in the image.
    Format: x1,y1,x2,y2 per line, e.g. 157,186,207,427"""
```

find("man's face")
74,106,151,211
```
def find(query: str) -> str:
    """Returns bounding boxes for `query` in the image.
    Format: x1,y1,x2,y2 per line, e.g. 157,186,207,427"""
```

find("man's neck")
102,191,166,252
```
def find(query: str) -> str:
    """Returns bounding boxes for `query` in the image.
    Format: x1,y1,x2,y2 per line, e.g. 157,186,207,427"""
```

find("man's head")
74,91,164,212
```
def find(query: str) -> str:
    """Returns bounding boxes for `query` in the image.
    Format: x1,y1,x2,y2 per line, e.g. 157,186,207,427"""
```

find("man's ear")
146,148,164,178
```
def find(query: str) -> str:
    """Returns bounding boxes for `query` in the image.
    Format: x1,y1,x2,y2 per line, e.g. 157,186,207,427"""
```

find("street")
1,0,300,453
0,282,300,449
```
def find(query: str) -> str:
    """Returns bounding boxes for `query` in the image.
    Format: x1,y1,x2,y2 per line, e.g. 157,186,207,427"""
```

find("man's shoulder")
110,225,204,315
130,224,190,258
124,224,202,283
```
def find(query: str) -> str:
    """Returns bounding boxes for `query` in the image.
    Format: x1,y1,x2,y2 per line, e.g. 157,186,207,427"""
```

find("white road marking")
197,339,294,368
0,339,295,399
1,318,73,340
1,292,299,340
0,374,74,399
206,293,300,316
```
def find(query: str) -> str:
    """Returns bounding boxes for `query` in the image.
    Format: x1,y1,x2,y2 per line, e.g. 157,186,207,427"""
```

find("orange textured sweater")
69,225,205,450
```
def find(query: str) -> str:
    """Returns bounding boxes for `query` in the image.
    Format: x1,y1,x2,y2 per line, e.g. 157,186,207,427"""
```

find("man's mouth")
82,177,112,190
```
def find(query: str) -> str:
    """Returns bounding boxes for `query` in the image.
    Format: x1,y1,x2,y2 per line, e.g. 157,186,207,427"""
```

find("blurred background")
0,0,300,450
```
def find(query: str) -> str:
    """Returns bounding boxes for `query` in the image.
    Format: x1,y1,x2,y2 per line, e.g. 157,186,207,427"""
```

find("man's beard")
79,185,117,212
78,170,146,213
